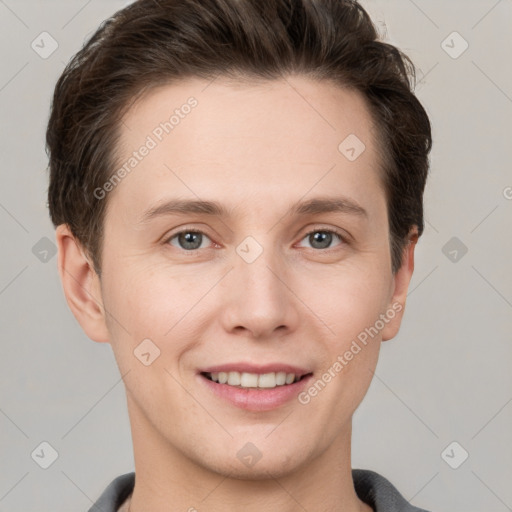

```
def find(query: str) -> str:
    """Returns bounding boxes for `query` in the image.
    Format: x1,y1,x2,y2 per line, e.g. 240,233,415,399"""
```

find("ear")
381,227,418,342
55,224,110,343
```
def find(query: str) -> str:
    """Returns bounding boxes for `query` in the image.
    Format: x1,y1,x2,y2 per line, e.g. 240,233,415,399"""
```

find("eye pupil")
169,229,342,253
310,231,332,249
179,232,202,250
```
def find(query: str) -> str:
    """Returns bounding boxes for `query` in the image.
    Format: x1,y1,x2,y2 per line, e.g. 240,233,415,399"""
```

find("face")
84,75,412,478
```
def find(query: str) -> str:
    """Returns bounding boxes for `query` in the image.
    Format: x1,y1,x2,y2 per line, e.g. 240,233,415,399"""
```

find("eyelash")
300,227,349,247
163,226,349,252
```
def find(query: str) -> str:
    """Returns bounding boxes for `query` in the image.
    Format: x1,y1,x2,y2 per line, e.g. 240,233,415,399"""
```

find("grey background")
0,0,511,510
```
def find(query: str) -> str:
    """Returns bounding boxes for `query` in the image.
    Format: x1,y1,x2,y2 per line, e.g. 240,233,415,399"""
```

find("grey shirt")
88,469,431,512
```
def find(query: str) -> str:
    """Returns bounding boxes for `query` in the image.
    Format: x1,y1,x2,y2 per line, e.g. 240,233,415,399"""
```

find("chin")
202,447,309,481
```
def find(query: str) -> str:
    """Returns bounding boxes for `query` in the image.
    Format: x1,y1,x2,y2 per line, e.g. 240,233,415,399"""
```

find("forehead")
109,75,384,223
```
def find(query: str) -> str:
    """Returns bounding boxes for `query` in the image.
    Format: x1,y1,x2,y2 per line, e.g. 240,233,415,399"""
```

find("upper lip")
199,363,312,377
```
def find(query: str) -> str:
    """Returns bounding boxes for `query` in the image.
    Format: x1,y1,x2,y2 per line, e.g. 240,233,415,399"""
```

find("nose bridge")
222,233,297,337
242,240,279,290
236,233,284,302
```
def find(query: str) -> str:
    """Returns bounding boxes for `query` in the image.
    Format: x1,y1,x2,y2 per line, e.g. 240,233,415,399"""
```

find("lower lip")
198,373,314,412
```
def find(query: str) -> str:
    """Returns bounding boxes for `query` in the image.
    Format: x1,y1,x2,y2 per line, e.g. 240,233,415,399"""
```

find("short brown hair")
46,0,432,276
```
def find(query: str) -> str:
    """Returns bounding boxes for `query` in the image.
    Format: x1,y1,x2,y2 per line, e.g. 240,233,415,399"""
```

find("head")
47,0,431,480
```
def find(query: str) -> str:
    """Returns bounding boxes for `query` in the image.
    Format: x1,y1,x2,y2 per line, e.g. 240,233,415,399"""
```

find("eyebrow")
139,196,368,223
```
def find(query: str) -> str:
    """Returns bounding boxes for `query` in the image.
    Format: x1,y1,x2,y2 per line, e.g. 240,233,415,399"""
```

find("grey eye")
169,231,211,250
299,230,343,250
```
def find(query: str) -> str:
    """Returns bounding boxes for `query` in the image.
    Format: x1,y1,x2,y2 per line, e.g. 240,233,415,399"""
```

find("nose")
219,241,300,340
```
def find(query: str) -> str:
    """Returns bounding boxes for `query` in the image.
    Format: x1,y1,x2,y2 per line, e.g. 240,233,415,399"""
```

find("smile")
202,371,311,389
198,371,314,411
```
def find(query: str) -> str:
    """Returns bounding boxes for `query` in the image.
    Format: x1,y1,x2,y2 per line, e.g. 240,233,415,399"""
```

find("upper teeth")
208,371,300,388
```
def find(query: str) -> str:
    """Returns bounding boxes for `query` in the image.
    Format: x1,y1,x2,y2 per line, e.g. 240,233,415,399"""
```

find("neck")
124,394,372,512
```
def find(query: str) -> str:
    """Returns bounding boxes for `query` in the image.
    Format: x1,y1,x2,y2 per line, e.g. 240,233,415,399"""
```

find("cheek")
102,269,199,408
302,287,383,427
297,262,389,405
104,265,206,362
303,263,391,342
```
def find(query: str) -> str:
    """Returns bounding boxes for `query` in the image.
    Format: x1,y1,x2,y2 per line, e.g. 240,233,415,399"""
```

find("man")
46,0,433,510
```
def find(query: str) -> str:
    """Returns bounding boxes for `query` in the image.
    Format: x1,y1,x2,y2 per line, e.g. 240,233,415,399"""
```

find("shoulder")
352,468,432,512
88,472,135,512
89,469,433,512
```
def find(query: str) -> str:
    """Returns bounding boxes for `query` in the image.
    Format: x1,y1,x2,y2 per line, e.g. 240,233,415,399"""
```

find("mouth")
198,369,315,411
200,371,313,389
196,362,314,411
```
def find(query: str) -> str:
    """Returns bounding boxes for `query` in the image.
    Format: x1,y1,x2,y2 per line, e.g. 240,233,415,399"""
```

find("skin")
56,75,418,512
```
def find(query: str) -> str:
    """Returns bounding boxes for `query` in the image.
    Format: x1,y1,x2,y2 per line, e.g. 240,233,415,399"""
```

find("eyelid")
163,224,351,251
163,225,217,247
297,225,351,248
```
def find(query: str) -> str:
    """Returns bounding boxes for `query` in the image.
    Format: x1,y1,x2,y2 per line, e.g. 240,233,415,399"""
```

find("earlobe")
55,224,110,343
381,228,418,342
